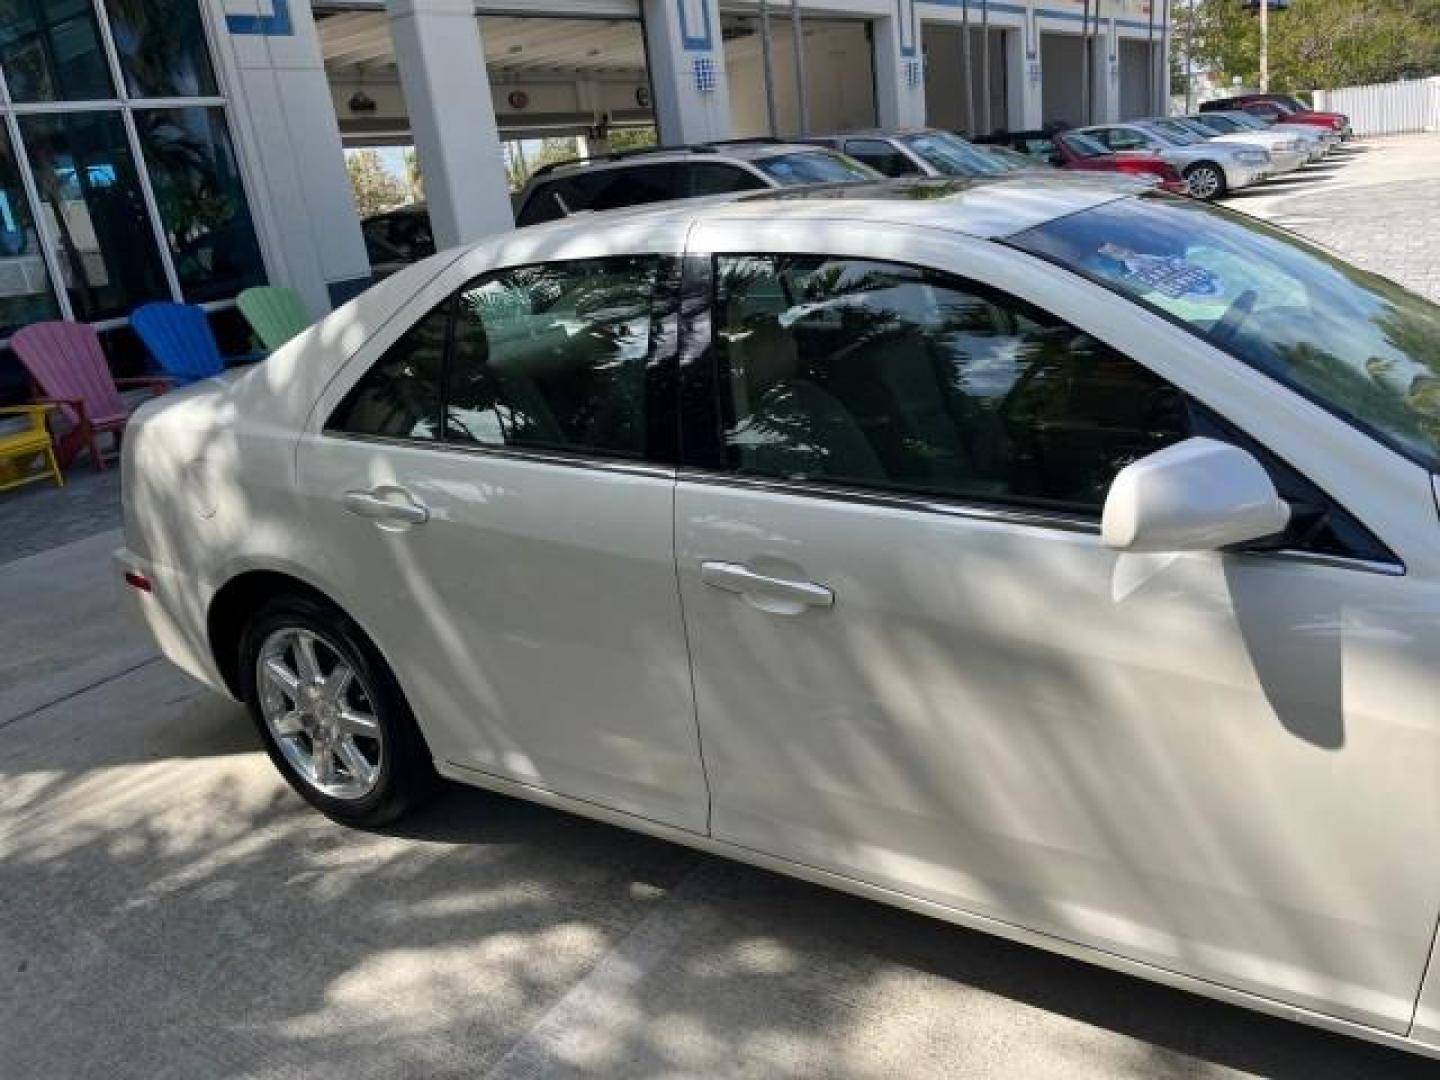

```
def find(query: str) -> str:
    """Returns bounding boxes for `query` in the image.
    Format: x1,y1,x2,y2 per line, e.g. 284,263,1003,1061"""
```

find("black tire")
238,593,436,827
1184,162,1228,200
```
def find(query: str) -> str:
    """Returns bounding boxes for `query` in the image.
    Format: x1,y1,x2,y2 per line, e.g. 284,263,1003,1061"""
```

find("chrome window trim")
676,469,1409,575
675,467,1103,535
1242,548,1406,578
318,436,1407,576
318,429,676,480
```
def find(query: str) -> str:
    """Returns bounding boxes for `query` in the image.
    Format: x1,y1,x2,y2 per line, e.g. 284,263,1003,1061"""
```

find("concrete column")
642,0,730,144
1008,13,1043,131
211,0,371,312
386,0,512,251
874,1,926,129
1091,18,1121,123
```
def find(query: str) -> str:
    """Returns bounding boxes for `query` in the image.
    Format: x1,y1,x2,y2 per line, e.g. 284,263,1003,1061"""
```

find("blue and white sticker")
1099,243,1225,300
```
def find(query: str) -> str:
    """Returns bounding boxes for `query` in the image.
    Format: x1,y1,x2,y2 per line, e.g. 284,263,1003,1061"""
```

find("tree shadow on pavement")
1,680,1434,1080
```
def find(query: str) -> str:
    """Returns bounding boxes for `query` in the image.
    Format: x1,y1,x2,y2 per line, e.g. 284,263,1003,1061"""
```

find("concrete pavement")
3,531,1437,1079
1220,133,1440,302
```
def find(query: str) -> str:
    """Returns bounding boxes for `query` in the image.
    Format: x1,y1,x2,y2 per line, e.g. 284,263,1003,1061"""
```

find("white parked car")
120,177,1440,1061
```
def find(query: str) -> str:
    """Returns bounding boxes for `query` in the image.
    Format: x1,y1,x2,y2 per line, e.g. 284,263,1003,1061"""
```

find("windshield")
899,132,1010,176
1061,131,1110,158
754,151,876,185
1010,196,1440,469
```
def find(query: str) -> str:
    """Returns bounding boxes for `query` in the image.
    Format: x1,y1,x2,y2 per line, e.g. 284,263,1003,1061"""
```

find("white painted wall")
211,0,372,312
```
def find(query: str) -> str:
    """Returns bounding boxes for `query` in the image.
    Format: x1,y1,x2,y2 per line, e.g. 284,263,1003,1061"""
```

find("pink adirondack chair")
10,321,170,471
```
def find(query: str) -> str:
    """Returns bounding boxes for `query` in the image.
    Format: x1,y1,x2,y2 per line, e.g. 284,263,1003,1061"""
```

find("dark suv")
512,140,876,228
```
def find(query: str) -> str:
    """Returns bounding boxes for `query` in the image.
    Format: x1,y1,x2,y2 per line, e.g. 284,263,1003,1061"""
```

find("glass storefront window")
0,123,57,335
104,0,217,98
136,106,264,303
0,0,114,103
20,109,168,319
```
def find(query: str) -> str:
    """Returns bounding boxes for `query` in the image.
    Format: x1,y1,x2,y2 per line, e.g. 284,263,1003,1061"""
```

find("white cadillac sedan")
119,176,1440,1059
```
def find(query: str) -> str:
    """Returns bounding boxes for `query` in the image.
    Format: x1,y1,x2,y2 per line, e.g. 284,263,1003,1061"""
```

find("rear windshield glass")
1010,196,1440,469
752,151,875,185
1060,132,1109,158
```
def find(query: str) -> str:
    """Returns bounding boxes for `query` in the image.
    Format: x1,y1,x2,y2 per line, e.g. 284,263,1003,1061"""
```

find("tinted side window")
330,301,448,439
586,164,680,211
516,179,575,226
684,163,769,197
712,255,1190,513
445,257,660,458
844,139,921,177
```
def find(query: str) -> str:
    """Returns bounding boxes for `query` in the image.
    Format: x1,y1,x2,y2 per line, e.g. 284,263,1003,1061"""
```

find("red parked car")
977,128,1189,194
1200,94,1351,140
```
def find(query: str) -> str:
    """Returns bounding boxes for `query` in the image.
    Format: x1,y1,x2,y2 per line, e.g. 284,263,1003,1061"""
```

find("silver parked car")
1078,120,1272,199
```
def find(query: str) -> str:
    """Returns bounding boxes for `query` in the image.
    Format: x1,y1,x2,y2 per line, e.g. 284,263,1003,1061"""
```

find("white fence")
1313,77,1440,137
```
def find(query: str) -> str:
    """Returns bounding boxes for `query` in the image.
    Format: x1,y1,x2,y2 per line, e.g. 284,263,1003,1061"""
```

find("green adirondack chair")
237,286,312,353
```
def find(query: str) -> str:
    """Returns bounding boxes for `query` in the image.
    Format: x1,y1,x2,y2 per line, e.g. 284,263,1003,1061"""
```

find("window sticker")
1098,242,1225,300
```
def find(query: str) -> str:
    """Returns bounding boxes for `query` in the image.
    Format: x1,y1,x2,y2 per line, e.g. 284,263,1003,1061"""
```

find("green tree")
345,150,410,217
403,148,424,204
1174,0,1440,94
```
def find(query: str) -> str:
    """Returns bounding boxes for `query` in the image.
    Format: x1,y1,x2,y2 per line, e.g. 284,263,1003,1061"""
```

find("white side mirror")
1102,437,1291,553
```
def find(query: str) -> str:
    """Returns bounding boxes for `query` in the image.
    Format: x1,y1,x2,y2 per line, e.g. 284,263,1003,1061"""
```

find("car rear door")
296,229,710,833
671,217,1440,1032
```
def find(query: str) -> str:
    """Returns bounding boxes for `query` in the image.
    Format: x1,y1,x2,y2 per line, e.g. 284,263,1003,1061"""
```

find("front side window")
844,139,921,178
1011,195,1440,470
1095,127,1147,151
446,257,659,458
711,255,1190,513
752,151,874,186
330,303,448,440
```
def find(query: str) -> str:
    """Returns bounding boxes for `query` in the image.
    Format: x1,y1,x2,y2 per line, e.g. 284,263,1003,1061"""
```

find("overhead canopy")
318,11,653,142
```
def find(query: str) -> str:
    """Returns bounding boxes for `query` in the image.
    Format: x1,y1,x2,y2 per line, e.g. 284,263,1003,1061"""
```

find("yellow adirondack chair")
0,404,63,493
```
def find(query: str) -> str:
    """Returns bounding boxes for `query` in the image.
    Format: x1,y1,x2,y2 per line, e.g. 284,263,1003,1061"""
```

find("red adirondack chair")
10,321,170,471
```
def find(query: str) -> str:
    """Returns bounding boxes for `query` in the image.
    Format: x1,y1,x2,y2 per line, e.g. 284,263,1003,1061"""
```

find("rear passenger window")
684,163,769,197
445,257,660,458
711,255,1191,514
329,303,448,440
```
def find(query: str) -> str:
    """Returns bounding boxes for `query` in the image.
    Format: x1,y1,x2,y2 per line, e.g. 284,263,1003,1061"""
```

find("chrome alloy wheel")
1186,164,1223,199
257,628,383,800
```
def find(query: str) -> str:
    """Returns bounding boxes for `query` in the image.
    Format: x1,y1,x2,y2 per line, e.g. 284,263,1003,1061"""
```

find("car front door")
297,239,710,833
672,219,1440,1032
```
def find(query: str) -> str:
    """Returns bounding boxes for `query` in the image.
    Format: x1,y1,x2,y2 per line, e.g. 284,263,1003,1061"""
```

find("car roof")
514,174,1134,243
530,141,836,181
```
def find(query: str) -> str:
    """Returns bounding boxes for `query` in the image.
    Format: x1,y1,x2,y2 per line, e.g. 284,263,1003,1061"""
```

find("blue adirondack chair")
131,302,262,385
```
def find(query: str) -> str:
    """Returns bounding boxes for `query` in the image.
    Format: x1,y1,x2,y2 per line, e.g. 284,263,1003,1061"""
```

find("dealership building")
0,0,1169,374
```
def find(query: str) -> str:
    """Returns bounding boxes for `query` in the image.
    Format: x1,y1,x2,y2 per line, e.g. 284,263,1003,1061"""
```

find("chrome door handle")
343,488,429,526
700,561,834,609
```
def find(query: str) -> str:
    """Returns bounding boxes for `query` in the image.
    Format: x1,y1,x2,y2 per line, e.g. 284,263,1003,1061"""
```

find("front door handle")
700,561,834,612
343,487,429,526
